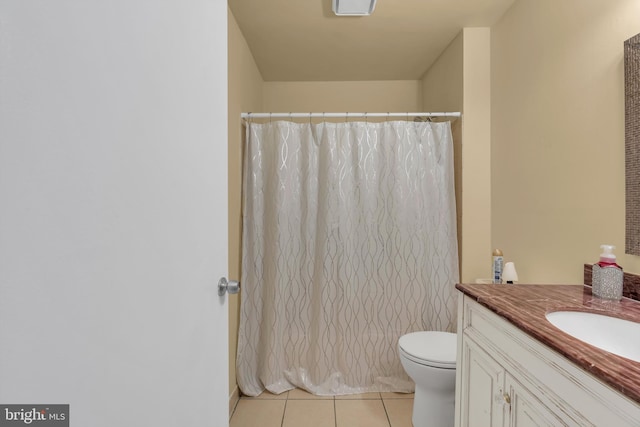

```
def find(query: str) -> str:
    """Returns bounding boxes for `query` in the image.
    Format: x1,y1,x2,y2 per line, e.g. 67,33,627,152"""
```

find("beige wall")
461,28,492,283
421,29,492,283
228,8,263,397
263,81,421,113
421,32,464,279
421,32,463,113
492,0,640,283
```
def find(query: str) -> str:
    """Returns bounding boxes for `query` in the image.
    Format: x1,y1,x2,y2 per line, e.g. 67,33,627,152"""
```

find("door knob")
218,277,240,296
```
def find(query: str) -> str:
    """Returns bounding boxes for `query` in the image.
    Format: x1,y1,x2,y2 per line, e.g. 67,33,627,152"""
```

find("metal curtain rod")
241,112,461,119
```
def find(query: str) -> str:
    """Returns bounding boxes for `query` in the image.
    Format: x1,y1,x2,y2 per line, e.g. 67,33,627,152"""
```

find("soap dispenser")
592,245,623,300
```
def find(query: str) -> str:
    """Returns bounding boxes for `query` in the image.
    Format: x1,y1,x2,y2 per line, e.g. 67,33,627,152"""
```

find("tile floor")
230,389,414,427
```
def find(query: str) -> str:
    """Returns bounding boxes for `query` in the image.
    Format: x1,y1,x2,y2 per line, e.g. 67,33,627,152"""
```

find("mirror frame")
625,33,640,255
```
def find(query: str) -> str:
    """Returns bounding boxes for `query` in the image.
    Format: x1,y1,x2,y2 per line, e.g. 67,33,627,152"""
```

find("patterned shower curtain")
236,120,459,396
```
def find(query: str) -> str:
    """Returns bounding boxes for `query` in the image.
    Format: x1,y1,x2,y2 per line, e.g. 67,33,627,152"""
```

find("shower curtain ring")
269,112,272,124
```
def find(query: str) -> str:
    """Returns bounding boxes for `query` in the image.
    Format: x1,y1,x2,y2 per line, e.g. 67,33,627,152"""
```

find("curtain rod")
241,112,461,119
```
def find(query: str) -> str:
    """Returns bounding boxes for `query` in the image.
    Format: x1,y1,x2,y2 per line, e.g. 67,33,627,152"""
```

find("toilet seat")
399,331,457,369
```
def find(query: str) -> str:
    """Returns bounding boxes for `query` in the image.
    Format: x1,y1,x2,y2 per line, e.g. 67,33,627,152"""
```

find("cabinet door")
506,375,573,427
459,337,508,427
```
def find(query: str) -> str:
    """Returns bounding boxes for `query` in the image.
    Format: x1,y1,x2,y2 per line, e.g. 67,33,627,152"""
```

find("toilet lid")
399,331,457,368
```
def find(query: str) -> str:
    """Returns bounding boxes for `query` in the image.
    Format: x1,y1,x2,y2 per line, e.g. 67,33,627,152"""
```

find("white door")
0,1,229,426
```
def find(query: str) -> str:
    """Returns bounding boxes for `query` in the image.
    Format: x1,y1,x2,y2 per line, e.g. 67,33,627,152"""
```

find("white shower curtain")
236,120,459,396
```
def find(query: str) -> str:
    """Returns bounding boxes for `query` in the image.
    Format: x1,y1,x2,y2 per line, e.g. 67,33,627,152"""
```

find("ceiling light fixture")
332,0,377,16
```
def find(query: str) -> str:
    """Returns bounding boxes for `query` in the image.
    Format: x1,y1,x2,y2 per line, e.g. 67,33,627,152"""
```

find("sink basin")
545,311,640,363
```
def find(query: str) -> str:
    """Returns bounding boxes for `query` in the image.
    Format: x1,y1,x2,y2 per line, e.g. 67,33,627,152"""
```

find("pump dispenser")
592,244,623,300
597,245,618,266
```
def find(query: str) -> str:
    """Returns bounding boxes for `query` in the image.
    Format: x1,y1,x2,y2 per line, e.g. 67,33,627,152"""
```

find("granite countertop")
455,283,640,405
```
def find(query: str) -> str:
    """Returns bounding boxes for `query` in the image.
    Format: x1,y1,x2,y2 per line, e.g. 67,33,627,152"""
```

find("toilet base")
398,331,457,427
412,384,455,427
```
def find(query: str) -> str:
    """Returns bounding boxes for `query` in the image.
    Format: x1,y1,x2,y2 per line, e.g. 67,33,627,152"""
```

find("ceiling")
229,0,516,82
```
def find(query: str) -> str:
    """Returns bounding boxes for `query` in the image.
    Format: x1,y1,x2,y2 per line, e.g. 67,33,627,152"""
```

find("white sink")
545,311,640,363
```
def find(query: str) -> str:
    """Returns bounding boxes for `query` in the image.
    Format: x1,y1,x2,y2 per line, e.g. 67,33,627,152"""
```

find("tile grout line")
280,398,288,427
380,397,393,427
229,396,240,421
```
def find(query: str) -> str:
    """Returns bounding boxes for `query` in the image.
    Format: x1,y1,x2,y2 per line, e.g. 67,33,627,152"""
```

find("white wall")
0,1,229,426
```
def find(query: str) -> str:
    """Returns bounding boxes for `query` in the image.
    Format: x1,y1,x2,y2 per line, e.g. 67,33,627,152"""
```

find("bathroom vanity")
455,284,640,427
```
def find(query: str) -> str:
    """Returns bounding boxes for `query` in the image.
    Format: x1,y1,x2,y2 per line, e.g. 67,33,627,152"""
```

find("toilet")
398,331,457,427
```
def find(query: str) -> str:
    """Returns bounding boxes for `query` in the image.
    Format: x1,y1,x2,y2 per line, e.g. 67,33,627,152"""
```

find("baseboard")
229,385,240,419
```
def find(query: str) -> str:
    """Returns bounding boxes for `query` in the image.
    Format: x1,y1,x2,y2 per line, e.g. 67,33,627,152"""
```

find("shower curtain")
236,120,459,396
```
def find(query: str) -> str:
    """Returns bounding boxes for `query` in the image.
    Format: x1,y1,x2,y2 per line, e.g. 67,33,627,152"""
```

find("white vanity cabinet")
455,293,640,427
